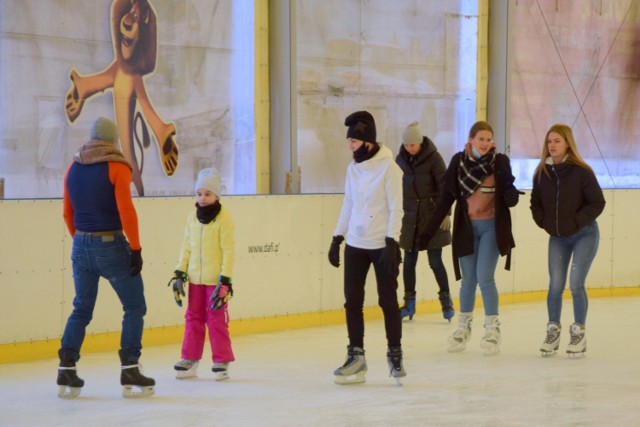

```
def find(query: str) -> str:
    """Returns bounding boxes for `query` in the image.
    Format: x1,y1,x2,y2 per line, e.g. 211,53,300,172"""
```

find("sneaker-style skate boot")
566,323,586,357
438,291,455,322
333,346,367,385
387,346,406,383
400,292,416,321
447,312,473,353
480,315,501,356
540,322,561,356
212,362,230,381
174,358,199,379
119,349,156,398
56,349,84,399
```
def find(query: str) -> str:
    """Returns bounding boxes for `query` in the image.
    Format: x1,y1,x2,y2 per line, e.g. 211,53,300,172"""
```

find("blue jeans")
403,248,450,295
547,221,599,325
61,233,147,362
458,218,500,315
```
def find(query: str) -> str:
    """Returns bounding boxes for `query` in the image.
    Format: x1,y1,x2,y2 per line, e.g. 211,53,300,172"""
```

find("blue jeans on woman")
403,248,450,294
61,233,147,362
547,221,599,325
458,218,500,315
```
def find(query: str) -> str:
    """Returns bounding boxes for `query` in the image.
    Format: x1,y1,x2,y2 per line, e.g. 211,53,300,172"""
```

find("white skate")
174,359,199,379
566,323,586,357
212,362,230,381
480,315,501,356
334,346,367,385
540,322,561,356
448,312,473,353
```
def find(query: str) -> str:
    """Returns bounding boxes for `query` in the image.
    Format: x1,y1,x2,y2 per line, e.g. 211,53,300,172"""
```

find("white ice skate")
174,359,199,379
212,362,230,381
566,323,586,357
540,322,561,356
334,346,367,385
480,315,501,356
447,312,473,353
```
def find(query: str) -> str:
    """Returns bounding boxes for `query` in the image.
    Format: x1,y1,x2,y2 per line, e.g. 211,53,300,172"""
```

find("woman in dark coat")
396,122,453,322
421,121,522,356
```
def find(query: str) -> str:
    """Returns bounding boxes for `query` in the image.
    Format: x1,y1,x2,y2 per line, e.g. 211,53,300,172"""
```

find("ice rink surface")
1,296,639,427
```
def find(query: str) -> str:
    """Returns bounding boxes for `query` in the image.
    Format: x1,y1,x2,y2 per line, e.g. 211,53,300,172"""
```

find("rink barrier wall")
0,191,639,363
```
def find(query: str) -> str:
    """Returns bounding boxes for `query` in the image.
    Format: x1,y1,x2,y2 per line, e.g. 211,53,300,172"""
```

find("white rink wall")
0,190,639,345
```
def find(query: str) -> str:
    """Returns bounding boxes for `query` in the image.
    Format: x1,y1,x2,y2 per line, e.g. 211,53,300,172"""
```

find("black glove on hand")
210,275,233,310
328,235,344,268
168,270,188,307
130,249,143,276
380,237,402,277
504,188,526,207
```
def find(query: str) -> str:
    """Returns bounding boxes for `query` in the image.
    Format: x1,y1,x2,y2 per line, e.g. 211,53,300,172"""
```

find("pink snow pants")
181,283,235,363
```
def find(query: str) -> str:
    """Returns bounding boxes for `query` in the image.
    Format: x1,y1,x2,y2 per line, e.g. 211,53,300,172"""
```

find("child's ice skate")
174,359,199,379
438,291,455,322
387,346,406,385
56,349,84,399
566,323,586,357
480,315,501,356
540,322,561,356
333,346,367,385
447,312,473,353
119,350,155,398
212,362,230,381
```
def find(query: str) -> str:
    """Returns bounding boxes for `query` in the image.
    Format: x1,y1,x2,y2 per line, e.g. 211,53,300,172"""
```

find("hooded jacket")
530,161,605,237
334,144,403,249
396,136,451,251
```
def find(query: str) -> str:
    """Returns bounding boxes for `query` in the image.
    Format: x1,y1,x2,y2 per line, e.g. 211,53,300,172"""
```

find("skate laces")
544,329,560,344
569,332,583,345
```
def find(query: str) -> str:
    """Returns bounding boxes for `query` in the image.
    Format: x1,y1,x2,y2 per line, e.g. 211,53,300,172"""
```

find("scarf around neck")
353,142,380,163
196,200,222,224
73,140,132,169
458,144,496,198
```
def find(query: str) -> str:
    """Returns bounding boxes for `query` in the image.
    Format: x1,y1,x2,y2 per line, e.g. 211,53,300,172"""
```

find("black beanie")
345,111,376,143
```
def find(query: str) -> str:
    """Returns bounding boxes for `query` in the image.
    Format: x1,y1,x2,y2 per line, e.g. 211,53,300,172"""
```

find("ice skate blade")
57,385,81,399
175,368,198,379
540,350,557,357
122,385,155,398
447,344,466,353
334,372,366,385
482,348,500,357
566,350,586,358
214,372,230,381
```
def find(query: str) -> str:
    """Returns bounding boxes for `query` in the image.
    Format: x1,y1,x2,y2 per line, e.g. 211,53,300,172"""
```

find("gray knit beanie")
402,121,423,145
90,117,118,143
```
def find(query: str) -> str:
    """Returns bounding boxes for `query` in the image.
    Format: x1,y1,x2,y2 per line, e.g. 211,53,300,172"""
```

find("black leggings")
343,244,402,348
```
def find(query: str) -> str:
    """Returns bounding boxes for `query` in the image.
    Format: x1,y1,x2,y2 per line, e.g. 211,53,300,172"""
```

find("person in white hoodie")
328,110,405,384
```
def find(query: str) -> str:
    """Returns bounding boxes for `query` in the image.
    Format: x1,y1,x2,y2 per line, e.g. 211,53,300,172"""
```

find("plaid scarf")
457,146,496,198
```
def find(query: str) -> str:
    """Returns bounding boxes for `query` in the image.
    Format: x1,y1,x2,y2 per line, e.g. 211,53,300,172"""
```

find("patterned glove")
167,270,188,307
210,275,233,310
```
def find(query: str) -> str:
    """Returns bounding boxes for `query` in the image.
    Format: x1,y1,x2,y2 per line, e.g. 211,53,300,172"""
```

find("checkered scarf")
457,145,496,198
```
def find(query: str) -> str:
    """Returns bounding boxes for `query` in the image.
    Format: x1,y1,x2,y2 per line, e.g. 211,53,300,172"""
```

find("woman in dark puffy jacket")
530,124,605,357
396,121,453,322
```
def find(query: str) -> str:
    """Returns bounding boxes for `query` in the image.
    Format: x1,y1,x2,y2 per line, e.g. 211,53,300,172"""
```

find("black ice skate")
119,349,155,398
57,349,84,399
387,346,406,385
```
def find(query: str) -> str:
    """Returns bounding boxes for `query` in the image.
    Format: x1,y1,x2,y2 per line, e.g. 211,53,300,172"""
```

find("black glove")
167,270,188,307
130,249,143,276
504,188,525,207
328,235,344,268
379,237,402,277
210,275,233,310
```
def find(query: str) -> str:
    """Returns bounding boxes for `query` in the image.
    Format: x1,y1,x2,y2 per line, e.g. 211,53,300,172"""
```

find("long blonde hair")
534,124,594,182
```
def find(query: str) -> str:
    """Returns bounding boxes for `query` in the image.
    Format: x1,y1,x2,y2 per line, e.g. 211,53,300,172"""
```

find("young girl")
530,124,605,356
172,167,235,380
420,121,522,356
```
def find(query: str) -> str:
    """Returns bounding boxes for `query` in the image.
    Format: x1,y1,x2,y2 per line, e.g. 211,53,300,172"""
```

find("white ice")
1,296,639,427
